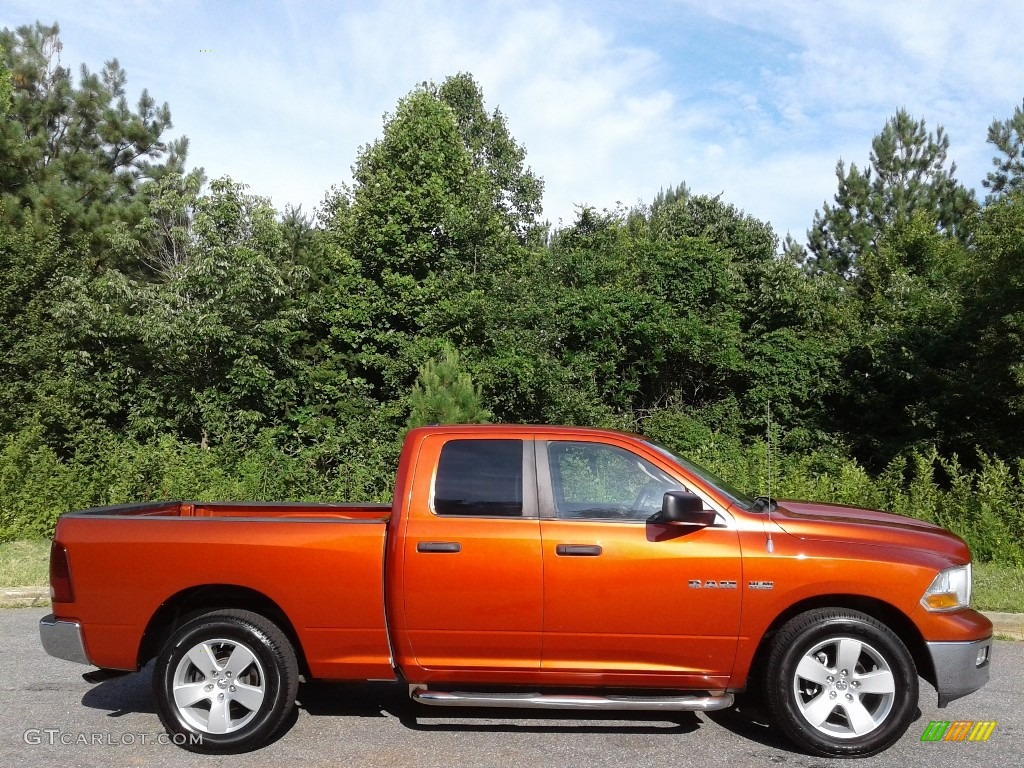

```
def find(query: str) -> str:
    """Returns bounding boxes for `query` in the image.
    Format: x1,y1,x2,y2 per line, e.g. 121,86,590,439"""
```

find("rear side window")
434,439,523,517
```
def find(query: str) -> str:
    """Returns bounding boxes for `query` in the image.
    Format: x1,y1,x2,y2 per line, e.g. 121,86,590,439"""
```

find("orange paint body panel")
386,430,544,683
539,519,740,688
48,425,992,700
52,503,393,679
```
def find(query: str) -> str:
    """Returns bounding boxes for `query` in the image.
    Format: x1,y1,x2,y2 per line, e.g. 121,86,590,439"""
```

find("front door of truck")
538,437,742,688
399,434,543,673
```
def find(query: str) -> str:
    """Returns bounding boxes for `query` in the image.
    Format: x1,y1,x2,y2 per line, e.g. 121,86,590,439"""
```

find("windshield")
643,441,756,511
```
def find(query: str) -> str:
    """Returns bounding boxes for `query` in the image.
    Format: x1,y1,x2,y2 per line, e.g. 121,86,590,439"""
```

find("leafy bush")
2,420,1022,567
646,416,1024,566
0,424,399,541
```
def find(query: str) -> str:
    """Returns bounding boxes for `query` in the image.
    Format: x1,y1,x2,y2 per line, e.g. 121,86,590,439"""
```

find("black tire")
152,609,299,753
764,608,918,758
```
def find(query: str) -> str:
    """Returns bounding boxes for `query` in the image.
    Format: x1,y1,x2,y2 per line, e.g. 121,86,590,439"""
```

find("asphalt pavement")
2,608,1021,768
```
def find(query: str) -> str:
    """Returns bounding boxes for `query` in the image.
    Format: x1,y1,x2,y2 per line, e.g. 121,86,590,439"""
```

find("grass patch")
973,562,1024,613
0,539,49,588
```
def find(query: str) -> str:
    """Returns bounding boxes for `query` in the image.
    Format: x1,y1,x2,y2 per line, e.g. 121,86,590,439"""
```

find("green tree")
641,193,854,446
826,215,974,465
0,23,202,447
458,190,850,448
318,75,540,406
649,181,691,214
0,21,190,257
956,193,1024,458
983,100,1024,202
343,84,478,281
5,178,302,448
407,347,491,428
432,72,543,242
0,46,11,116
0,215,82,437
137,178,300,445
808,110,976,278
797,112,1007,466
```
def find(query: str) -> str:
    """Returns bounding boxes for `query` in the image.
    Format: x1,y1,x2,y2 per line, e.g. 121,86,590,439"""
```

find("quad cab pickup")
40,425,992,757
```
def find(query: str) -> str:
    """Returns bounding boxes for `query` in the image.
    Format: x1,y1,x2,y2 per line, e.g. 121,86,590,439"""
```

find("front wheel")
764,608,918,758
153,609,299,753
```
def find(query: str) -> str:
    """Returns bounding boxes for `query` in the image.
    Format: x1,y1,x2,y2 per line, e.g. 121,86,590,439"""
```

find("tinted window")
434,440,523,517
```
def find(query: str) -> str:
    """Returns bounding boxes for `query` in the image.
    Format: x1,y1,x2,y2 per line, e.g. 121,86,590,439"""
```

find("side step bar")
410,687,734,712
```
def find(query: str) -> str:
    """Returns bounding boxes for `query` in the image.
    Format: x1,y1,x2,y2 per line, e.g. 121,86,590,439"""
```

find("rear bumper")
927,637,992,707
39,614,91,666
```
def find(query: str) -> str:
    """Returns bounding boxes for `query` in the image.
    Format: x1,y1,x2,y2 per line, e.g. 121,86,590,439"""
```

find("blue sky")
3,1,1022,242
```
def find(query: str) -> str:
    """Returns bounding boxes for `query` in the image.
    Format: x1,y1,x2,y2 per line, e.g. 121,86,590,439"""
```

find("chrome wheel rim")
792,635,896,739
172,637,267,734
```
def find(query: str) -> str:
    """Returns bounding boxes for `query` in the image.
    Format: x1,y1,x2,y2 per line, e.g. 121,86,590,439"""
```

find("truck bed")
65,499,392,521
52,499,395,679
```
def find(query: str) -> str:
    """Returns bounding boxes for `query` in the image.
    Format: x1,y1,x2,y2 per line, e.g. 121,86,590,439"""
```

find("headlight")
920,564,972,612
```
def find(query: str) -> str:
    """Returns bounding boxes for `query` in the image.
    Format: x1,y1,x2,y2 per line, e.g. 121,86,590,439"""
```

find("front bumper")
927,637,992,707
39,614,91,666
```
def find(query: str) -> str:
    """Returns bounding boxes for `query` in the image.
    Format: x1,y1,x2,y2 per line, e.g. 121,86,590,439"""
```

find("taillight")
49,541,74,603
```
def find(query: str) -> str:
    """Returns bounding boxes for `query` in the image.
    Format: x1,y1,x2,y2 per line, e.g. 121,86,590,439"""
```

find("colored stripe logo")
920,721,997,742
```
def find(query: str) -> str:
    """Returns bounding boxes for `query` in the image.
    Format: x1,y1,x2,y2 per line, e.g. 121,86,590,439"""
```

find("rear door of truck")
394,432,543,672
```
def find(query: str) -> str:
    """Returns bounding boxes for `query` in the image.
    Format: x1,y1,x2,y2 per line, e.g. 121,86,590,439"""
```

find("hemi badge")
748,580,774,590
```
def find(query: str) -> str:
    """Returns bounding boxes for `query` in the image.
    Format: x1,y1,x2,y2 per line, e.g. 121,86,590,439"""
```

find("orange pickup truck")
40,425,991,757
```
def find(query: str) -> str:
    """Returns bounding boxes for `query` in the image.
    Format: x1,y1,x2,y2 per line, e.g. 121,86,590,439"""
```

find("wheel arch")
747,595,935,690
138,584,309,677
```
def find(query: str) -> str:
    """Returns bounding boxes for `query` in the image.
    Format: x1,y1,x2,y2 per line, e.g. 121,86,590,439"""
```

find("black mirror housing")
649,491,717,526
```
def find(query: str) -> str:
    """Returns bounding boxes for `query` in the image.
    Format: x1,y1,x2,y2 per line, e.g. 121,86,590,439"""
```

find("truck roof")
407,424,646,440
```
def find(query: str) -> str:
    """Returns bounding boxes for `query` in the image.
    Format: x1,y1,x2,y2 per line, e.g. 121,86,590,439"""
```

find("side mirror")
648,491,717,526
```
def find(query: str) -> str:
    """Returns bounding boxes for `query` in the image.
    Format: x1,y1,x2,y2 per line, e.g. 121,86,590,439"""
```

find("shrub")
2,421,1022,566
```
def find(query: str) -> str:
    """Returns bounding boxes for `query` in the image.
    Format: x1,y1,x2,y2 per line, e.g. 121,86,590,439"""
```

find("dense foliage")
2,23,1023,564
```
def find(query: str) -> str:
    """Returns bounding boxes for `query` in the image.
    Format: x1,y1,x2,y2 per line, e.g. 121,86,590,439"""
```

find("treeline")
1,22,1023,563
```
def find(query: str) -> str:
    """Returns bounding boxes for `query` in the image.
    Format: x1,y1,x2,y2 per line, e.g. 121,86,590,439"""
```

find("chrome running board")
410,687,734,712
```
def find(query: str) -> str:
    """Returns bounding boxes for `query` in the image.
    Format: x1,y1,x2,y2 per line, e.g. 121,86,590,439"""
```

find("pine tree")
807,110,976,278
0,21,191,255
983,100,1024,202
650,181,691,214
407,347,491,428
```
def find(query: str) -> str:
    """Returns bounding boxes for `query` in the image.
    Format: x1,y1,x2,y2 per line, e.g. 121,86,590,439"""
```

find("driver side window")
548,441,682,521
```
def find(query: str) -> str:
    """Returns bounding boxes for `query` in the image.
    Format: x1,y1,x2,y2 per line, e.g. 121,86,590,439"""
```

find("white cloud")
308,1,682,225
655,0,1024,237
2,0,686,224
2,0,1023,242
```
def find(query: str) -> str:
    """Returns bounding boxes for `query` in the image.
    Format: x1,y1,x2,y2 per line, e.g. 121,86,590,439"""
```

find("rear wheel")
153,609,298,753
764,608,918,758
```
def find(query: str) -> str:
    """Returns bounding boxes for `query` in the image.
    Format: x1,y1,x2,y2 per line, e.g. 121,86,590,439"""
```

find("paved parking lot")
2,608,1020,767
